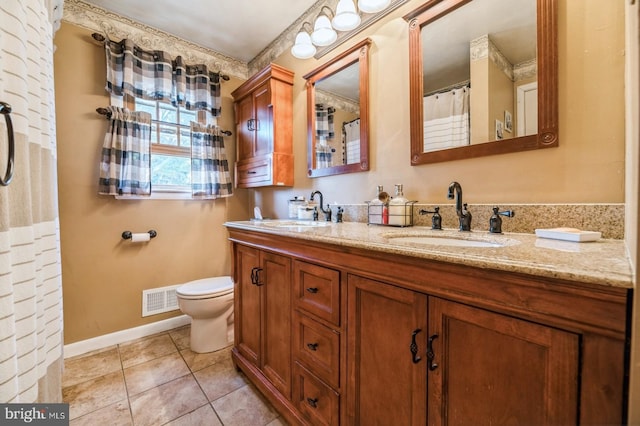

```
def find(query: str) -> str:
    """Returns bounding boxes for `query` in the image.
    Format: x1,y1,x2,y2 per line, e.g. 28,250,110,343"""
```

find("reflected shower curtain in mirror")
98,107,152,196
423,86,470,152
190,122,233,199
0,0,63,403
343,119,360,165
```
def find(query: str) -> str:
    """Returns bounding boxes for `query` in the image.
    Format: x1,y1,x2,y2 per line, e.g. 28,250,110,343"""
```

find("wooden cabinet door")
235,244,261,367
347,274,428,426
261,251,292,398
253,81,272,157
235,94,255,162
428,298,579,426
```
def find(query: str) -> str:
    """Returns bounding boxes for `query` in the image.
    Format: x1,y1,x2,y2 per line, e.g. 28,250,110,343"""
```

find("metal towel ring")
0,102,15,186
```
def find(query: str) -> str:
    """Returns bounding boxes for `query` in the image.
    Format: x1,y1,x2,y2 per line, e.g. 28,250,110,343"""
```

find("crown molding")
62,0,249,80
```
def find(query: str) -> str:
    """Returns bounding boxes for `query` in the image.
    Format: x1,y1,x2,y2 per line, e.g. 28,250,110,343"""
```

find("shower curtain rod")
90,33,230,81
96,107,233,136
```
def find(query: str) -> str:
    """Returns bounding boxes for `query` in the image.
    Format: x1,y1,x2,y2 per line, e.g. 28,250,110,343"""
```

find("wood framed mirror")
404,0,557,165
304,38,371,178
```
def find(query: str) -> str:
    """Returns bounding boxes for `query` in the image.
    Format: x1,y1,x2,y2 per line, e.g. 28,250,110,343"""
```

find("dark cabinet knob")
306,342,319,351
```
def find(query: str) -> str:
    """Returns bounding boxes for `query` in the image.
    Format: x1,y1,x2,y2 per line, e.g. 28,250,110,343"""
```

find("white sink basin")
256,220,331,228
384,233,515,248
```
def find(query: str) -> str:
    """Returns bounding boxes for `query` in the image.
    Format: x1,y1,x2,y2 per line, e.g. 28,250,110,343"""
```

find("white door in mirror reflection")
517,82,538,137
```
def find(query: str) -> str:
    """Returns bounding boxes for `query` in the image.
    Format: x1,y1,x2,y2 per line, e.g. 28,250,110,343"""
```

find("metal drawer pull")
427,334,439,371
306,342,319,351
410,329,422,364
0,102,15,187
306,287,319,293
306,397,318,408
250,267,264,286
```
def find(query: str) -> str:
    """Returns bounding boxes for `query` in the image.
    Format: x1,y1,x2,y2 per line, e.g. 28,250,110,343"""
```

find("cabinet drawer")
293,312,340,389
236,157,272,186
294,260,341,326
294,363,340,426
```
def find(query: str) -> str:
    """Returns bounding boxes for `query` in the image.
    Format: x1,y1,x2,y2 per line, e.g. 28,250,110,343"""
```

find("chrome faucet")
310,190,332,222
447,181,472,231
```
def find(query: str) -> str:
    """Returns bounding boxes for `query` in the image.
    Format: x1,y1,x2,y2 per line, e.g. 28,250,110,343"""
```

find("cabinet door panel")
429,298,579,426
262,251,292,398
254,82,272,157
235,245,260,366
236,95,255,161
347,274,428,425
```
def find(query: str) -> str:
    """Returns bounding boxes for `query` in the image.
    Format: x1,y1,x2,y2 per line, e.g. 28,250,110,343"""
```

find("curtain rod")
91,33,230,81
96,107,232,136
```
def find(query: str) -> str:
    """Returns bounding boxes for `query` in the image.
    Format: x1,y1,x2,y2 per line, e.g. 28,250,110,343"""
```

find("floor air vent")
142,285,180,317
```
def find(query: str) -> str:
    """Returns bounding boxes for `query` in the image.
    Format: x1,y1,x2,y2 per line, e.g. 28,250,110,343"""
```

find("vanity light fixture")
332,0,361,31
291,22,317,59
291,0,394,59
311,6,338,46
358,0,391,13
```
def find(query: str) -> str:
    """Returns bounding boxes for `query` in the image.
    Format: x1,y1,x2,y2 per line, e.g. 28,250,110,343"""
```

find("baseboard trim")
63,315,191,359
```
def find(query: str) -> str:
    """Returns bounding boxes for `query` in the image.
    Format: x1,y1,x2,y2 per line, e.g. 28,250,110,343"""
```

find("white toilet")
176,276,234,353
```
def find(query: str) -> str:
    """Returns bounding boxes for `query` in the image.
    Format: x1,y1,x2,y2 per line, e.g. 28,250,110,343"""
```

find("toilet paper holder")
122,230,157,240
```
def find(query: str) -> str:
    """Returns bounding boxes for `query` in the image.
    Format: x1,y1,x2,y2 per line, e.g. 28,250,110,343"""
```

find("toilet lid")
176,276,233,298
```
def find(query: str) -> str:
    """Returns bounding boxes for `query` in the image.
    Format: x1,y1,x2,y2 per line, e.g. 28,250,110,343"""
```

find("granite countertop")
224,220,633,289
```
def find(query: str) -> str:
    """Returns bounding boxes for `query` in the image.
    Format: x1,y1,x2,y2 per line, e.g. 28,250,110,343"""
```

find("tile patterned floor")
63,325,288,426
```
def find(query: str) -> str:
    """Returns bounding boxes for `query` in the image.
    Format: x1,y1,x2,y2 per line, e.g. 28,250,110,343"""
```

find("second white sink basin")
388,235,504,248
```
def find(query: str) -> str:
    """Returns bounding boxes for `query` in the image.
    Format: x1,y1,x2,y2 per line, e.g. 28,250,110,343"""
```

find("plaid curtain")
105,39,221,116
315,144,333,169
105,38,173,101
315,104,335,140
190,122,233,199
173,57,221,116
98,106,152,196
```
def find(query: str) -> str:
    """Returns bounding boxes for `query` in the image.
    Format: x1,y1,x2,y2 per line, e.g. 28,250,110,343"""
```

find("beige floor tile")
212,384,279,426
168,325,191,351
165,404,222,426
266,418,289,426
193,354,247,402
63,346,121,388
124,352,190,396
63,370,127,420
129,375,208,426
119,333,177,368
181,345,232,373
69,399,132,426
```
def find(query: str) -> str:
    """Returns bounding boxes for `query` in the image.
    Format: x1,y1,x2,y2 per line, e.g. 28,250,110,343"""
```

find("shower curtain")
0,0,64,403
423,86,470,152
343,119,360,165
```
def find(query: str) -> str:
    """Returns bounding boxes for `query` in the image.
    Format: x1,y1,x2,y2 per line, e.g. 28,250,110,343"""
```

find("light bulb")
311,15,337,46
332,0,361,31
358,0,391,14
291,31,316,59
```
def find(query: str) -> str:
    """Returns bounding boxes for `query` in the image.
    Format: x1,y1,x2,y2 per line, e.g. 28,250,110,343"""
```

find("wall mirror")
304,38,370,178
404,0,557,165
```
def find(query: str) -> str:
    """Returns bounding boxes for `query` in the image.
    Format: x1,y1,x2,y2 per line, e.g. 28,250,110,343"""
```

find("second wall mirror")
405,0,558,165
304,38,371,178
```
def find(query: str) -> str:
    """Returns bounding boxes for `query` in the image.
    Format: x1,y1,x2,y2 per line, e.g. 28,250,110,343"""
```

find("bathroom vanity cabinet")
227,226,630,426
234,244,292,399
231,63,294,188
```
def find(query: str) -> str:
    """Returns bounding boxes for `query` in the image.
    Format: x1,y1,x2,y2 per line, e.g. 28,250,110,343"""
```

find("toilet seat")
176,276,234,300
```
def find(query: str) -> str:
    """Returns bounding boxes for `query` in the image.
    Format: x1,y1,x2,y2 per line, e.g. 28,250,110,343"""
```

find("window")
128,96,208,193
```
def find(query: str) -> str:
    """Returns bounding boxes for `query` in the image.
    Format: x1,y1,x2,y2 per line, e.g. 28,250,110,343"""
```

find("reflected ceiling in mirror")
304,38,371,178
405,0,558,165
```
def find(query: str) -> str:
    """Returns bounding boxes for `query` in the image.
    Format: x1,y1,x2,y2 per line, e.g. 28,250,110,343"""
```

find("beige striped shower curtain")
0,0,64,403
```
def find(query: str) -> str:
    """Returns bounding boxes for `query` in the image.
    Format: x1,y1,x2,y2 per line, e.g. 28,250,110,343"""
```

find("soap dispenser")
368,185,384,224
389,184,409,226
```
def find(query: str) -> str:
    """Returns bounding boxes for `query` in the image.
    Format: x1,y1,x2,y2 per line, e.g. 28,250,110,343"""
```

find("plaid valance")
105,38,221,117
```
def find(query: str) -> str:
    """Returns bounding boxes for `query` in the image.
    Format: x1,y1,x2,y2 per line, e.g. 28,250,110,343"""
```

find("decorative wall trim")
63,315,190,358
316,89,360,114
62,0,249,80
